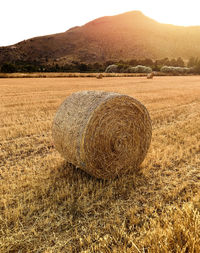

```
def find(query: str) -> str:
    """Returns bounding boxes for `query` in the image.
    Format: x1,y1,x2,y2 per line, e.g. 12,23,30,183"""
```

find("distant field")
0,72,143,78
0,72,167,78
0,76,200,252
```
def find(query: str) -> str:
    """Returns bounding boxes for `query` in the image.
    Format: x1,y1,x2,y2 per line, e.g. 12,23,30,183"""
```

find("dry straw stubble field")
0,76,200,252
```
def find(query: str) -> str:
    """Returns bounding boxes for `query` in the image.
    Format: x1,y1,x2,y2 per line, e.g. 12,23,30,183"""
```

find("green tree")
1,63,16,73
78,63,88,72
187,57,198,67
128,59,138,66
142,58,154,67
105,61,115,68
176,57,185,67
169,58,177,66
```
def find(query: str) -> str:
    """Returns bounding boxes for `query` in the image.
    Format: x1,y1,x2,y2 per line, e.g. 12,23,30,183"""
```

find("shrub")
128,65,152,73
105,64,118,73
160,66,192,74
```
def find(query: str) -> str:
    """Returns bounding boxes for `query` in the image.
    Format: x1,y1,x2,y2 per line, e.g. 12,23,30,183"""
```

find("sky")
1,0,200,46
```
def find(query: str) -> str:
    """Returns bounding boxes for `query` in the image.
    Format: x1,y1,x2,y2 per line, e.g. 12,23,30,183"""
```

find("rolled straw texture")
52,90,152,179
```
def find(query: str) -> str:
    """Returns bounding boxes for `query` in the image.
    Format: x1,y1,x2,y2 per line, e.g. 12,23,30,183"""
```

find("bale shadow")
49,161,150,211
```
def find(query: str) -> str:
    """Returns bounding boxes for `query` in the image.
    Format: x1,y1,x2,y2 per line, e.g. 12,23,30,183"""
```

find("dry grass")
0,72,166,79
0,76,200,252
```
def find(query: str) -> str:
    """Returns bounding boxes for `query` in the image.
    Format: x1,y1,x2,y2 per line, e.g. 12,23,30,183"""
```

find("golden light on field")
0,76,200,251
1,0,200,46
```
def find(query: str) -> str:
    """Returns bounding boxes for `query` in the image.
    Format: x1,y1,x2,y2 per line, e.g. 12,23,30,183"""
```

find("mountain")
1,10,200,65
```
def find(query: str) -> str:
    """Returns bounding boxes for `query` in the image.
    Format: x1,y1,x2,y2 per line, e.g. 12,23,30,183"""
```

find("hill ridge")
1,10,200,65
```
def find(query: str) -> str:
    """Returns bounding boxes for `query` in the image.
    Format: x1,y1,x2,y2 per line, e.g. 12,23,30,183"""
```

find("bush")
160,66,192,74
128,65,152,73
105,64,118,73
105,64,152,73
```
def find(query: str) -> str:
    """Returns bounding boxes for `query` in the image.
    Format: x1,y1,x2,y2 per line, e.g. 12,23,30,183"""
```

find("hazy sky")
1,0,200,46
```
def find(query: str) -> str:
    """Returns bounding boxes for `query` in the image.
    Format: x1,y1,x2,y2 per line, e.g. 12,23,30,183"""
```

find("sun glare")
143,4,200,27
0,0,200,46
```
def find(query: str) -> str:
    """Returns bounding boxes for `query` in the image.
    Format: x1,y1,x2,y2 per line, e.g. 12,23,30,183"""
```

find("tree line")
1,57,200,73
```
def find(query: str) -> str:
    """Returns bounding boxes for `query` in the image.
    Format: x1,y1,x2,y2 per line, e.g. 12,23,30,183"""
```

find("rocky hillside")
1,11,200,65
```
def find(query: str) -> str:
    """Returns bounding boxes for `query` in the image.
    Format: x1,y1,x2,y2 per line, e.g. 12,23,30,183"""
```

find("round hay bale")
52,90,152,179
96,73,103,79
147,72,154,79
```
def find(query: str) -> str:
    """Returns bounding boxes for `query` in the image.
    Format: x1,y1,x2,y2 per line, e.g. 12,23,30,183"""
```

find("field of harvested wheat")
0,76,200,252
